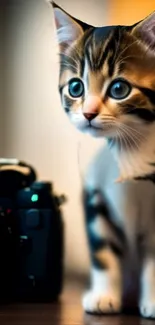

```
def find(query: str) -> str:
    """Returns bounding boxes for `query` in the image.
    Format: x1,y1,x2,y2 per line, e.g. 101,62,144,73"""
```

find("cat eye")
68,78,84,98
108,79,131,100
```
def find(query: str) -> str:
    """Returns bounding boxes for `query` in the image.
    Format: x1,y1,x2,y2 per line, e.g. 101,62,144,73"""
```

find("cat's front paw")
140,300,155,319
82,291,122,314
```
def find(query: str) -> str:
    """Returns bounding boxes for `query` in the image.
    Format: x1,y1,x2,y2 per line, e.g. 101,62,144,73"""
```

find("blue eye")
68,78,84,98
108,79,131,100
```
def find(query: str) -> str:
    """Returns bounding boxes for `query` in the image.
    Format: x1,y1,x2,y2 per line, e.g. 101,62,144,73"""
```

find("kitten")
52,2,155,318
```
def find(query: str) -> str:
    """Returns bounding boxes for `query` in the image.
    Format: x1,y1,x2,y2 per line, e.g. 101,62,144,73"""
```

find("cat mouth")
86,124,103,131
87,122,115,132
85,123,115,138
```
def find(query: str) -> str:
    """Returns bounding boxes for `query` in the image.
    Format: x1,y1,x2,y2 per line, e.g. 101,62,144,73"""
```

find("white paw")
140,300,155,319
82,291,122,314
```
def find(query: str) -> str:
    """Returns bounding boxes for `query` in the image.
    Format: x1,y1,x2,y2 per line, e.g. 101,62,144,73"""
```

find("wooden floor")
0,278,154,325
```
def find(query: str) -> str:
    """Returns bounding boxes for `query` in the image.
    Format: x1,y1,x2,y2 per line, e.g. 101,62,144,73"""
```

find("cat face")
53,3,155,148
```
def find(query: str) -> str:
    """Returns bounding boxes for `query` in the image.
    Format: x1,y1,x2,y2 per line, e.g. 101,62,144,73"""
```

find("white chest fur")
84,144,155,242
113,123,155,182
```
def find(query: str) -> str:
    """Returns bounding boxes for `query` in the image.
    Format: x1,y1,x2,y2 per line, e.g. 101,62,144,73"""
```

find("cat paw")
82,291,122,314
140,300,155,318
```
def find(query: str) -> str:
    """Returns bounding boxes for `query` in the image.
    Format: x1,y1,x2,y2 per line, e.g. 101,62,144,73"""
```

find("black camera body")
0,159,65,302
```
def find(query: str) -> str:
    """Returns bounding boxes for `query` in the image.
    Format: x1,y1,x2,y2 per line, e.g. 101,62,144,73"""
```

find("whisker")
117,54,143,65
124,125,146,144
100,116,116,122
117,121,146,142
118,128,130,150
117,129,134,177
125,130,137,150
116,40,139,62
118,125,141,151
116,129,124,153
60,62,78,72
118,124,142,142
68,43,81,57
117,128,139,178
59,53,79,66
118,128,138,174
118,57,138,66
118,124,140,146
122,130,131,150
100,120,117,124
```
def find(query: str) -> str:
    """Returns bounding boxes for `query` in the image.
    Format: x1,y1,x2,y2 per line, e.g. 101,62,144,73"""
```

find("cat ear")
132,11,155,50
51,2,84,50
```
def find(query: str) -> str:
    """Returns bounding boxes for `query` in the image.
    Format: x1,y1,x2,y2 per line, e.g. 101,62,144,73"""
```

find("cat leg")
139,256,155,318
83,249,123,314
82,189,124,314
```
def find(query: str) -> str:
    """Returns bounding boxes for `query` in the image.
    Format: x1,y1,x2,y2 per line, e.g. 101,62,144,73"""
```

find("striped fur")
53,4,155,182
52,3,155,318
83,144,155,317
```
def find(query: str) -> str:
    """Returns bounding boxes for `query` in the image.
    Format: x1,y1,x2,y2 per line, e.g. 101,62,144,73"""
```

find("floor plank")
0,279,154,325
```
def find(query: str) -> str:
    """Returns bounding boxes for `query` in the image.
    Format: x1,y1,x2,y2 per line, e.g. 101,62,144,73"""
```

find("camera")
0,159,65,302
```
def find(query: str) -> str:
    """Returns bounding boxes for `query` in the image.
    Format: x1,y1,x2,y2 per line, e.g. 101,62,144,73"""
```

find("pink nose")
83,113,98,121
83,95,101,121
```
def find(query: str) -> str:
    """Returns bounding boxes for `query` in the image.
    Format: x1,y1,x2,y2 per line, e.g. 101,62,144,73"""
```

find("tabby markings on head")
52,3,155,182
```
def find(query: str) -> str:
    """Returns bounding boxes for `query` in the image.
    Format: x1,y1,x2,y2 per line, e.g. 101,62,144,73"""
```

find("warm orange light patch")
109,0,155,25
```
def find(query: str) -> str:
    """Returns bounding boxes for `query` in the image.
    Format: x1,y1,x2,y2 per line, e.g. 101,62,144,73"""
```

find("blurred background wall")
0,6,5,156
4,0,107,276
3,0,155,276
110,0,155,25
